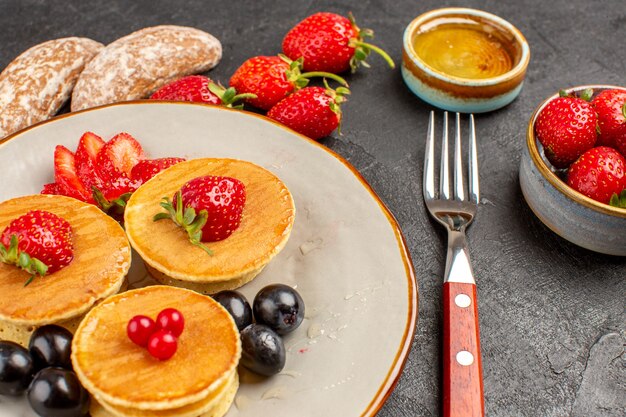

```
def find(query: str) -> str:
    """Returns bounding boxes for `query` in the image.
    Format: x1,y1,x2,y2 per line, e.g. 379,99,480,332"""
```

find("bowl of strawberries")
519,85,626,255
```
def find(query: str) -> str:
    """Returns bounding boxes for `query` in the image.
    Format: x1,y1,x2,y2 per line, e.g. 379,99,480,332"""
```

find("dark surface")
1,0,624,416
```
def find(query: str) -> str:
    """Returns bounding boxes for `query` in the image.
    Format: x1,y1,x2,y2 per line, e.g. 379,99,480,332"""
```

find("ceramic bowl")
519,85,626,256
402,7,530,113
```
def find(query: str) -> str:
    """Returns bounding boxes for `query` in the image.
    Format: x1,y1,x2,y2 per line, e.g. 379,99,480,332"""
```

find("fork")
423,111,484,417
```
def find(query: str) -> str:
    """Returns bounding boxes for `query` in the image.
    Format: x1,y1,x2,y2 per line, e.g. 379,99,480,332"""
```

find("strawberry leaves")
609,190,626,208
92,187,132,216
0,235,48,286
207,82,258,110
153,191,214,256
347,13,395,73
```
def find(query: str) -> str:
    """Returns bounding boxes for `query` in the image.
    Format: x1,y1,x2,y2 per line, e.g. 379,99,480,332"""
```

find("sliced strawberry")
54,145,90,202
95,132,145,200
75,131,106,191
130,158,186,185
96,132,145,181
102,177,136,201
41,182,61,195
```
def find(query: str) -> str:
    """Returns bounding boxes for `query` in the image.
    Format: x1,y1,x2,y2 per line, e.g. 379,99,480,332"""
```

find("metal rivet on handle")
456,351,474,366
454,294,471,308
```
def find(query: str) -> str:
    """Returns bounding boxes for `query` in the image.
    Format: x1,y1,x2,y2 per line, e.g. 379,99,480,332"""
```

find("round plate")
0,102,417,417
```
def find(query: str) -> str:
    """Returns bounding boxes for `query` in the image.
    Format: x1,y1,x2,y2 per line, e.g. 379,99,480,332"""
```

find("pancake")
91,371,239,417
124,158,295,294
71,286,241,411
0,194,131,345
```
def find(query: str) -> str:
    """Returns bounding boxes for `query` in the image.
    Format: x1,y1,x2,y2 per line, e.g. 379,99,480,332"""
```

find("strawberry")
54,145,90,202
130,157,186,185
592,88,626,153
95,132,145,200
75,131,106,192
153,176,246,254
567,146,626,204
535,89,598,169
150,75,257,109
0,210,73,284
282,12,395,74
229,55,347,110
267,83,350,140
41,183,61,195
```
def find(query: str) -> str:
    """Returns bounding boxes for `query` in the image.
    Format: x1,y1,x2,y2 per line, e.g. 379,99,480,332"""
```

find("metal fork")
423,111,484,417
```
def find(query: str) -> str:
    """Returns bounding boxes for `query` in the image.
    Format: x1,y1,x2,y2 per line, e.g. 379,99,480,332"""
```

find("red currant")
156,308,185,337
147,330,178,360
127,315,157,347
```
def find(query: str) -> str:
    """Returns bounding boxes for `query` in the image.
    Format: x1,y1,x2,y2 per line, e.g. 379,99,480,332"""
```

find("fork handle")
443,282,484,417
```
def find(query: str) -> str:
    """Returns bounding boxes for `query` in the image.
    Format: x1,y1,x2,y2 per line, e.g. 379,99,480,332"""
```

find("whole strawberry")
0,210,73,284
535,90,598,168
592,88,626,153
130,157,186,185
150,75,257,109
229,55,347,110
567,146,626,204
282,12,395,74
154,176,246,254
268,84,350,140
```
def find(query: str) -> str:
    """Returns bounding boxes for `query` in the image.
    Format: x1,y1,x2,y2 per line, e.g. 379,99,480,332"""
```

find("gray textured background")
1,0,624,416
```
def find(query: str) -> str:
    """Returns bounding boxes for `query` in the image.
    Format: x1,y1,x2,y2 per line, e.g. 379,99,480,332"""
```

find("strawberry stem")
280,54,348,90
349,40,396,71
153,191,214,256
300,72,349,87
622,103,626,120
323,79,350,135
92,187,132,217
0,234,48,285
208,83,257,110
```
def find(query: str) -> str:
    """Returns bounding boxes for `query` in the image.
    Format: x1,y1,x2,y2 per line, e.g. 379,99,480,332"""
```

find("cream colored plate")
0,102,417,417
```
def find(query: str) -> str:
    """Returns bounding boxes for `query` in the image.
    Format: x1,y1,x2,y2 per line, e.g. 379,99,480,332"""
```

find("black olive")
0,340,34,396
27,367,89,417
29,324,73,371
253,284,305,335
240,324,286,376
212,290,253,331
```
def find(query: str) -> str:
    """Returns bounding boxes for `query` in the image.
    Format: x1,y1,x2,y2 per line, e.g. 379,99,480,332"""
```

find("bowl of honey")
402,8,530,113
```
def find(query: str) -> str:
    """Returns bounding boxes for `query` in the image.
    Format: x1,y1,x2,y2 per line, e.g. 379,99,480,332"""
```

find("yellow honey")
413,23,514,79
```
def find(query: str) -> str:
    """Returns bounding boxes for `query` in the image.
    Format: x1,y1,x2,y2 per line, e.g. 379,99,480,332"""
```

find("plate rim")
0,100,419,417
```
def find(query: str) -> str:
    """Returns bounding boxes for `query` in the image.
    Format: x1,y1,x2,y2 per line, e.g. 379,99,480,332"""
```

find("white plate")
0,102,417,417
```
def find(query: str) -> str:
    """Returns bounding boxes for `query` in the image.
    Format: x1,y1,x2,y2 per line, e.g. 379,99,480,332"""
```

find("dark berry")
0,340,34,396
127,315,157,347
156,308,185,337
240,324,286,376
253,284,305,335
212,290,253,331
29,325,73,371
147,330,178,360
27,367,89,417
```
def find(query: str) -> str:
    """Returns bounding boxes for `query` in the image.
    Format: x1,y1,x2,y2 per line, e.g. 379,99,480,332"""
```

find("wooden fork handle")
443,282,484,417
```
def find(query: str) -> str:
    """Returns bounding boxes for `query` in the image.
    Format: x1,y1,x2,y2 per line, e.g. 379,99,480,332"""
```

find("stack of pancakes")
0,195,131,346
124,158,296,294
71,286,241,417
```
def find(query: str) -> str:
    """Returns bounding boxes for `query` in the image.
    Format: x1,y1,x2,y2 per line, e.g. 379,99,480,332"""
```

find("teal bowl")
402,7,530,113
519,85,626,256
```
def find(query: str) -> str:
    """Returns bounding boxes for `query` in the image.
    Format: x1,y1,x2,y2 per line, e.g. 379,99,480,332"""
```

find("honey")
412,21,515,80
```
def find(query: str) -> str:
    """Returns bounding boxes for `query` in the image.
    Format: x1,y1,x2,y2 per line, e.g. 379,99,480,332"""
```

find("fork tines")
424,111,480,204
